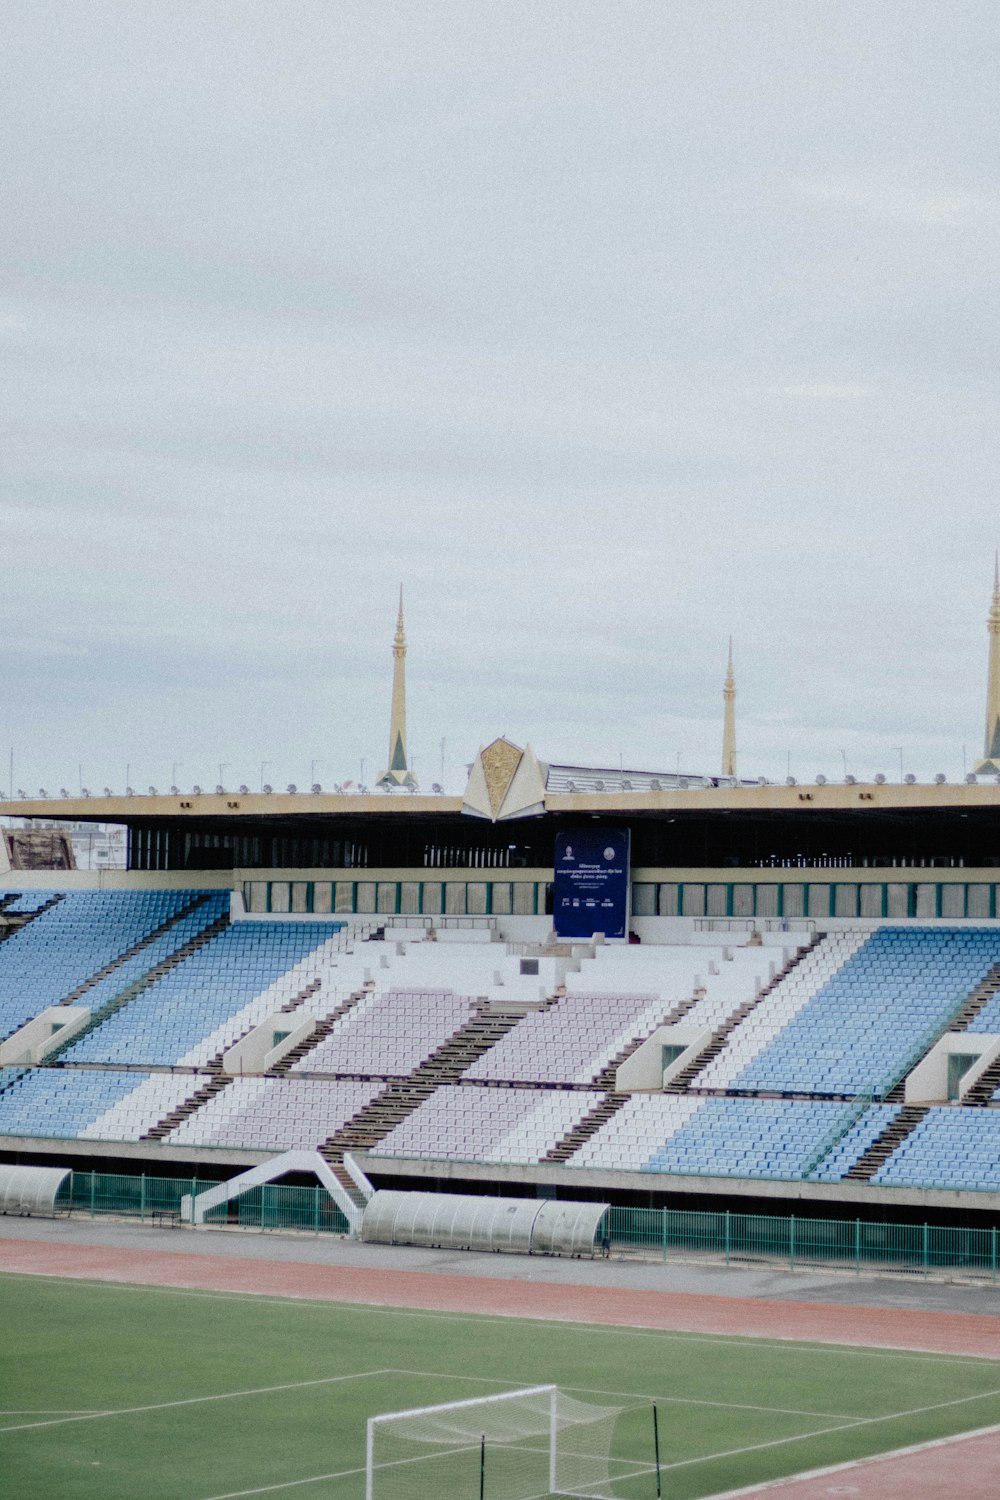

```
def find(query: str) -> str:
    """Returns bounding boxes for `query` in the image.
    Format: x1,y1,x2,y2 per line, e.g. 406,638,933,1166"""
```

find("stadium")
2,588,1000,1498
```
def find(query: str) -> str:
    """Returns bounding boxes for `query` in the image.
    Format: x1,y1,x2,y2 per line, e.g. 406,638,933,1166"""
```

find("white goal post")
365,1384,628,1500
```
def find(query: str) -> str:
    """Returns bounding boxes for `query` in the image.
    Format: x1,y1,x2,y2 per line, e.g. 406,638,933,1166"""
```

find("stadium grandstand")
1,586,1000,1235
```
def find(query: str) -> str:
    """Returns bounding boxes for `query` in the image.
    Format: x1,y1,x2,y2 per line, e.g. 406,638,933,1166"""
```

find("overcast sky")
2,2,999,795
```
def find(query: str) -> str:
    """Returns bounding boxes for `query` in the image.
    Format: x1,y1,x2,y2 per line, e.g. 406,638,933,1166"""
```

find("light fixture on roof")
431,782,443,794
875,773,886,784
965,772,977,783
904,773,916,784
81,788,90,797
332,783,344,794
594,779,605,791
622,779,632,790
238,784,249,795
16,788,26,798
262,783,272,794
785,776,796,785
192,785,202,795
170,785,179,795
311,783,322,793
37,788,47,797
815,774,827,785
215,784,225,794
650,778,661,791
103,787,112,797
566,780,577,791
125,786,135,796
148,786,157,795
286,783,297,794
934,772,946,784
59,787,70,798
845,774,856,785
359,784,369,793
678,778,688,789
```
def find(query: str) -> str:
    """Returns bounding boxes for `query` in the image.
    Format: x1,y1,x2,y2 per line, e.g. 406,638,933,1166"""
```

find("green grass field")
1,1271,998,1499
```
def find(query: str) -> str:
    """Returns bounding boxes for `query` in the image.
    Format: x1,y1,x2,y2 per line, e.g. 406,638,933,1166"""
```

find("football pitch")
1,1271,998,1499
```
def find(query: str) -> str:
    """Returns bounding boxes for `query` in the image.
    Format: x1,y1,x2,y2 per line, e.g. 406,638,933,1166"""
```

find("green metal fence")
606,1204,1000,1280
67,1171,350,1235
62,1170,998,1280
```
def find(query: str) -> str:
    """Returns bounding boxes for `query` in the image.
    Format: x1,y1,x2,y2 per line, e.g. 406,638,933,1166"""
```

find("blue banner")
553,828,631,939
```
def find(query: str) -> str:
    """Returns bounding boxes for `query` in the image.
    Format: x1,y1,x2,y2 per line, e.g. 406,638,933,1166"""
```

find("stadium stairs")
313,1004,529,1187
43,909,230,1064
961,1055,1000,1107
57,893,217,1008
665,931,824,1093
543,1091,630,1162
843,1104,930,1182
266,987,370,1075
141,1074,234,1141
947,961,1000,1031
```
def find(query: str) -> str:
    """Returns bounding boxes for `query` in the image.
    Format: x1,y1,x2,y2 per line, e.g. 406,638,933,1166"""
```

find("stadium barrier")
62,1169,999,1280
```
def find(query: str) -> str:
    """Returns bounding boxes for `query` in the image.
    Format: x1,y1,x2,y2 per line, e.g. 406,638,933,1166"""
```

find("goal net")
365,1384,629,1500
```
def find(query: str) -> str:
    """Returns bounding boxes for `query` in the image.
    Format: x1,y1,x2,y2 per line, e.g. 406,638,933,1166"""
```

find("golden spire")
721,637,737,780
379,587,415,787
977,555,1000,772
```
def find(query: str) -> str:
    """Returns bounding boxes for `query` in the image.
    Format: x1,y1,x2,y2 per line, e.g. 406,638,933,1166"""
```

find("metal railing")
58,1169,1000,1281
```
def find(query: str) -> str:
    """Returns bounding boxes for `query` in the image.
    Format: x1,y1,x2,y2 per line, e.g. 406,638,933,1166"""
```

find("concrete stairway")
843,1104,929,1182
42,912,230,1063
543,1091,630,1163
961,1055,1000,1107
665,933,822,1094
265,988,369,1076
56,894,217,1007
141,1073,233,1141
591,987,710,1090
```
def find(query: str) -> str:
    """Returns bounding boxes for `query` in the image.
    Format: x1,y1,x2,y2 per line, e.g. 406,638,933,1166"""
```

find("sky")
2,2,999,796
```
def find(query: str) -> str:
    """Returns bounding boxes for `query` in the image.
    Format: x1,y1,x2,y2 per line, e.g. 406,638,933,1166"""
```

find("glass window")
706,884,728,917
269,882,289,914
376,882,397,914
834,884,858,918
631,884,655,917
859,884,883,918
399,881,420,914
445,882,466,914
915,883,937,918
334,882,354,913
355,881,376,913
512,883,535,915
682,884,705,916
886,882,909,918
968,883,991,918
421,882,443,915
781,884,804,917
291,882,309,914
940,884,964,919
658,883,679,915
312,882,332,914
248,882,268,914
807,884,830,918
491,883,512,915
467,882,487,915
732,885,753,917
755,885,778,917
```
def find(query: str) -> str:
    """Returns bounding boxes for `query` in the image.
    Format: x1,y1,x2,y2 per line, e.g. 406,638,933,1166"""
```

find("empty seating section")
642,1097,872,1179
872,1107,1000,1191
64,922,346,1067
0,1067,193,1140
291,989,477,1077
694,932,869,1091
729,929,1000,1098
571,1095,705,1171
0,890,215,1041
166,1077,384,1151
466,994,671,1085
370,1085,604,1164
965,990,1000,1033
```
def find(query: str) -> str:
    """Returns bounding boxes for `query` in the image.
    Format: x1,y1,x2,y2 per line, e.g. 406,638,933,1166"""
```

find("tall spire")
975,556,1000,774
379,587,416,787
721,637,737,780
